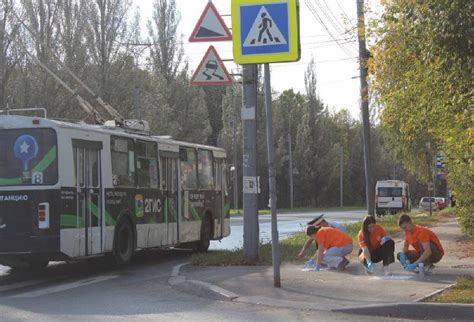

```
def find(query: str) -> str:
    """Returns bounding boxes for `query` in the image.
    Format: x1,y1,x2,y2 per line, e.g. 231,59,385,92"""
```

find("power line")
304,0,356,58
313,0,358,51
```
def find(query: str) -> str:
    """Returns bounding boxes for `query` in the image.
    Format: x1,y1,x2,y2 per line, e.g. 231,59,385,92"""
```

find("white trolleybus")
0,115,230,269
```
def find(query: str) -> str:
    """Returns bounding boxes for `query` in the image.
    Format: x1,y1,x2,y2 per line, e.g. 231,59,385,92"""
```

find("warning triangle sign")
191,46,233,86
243,6,287,47
189,2,232,42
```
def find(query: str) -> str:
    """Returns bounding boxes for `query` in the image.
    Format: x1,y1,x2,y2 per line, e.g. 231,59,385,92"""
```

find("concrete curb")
169,263,474,317
333,302,474,320
168,263,237,302
413,283,455,302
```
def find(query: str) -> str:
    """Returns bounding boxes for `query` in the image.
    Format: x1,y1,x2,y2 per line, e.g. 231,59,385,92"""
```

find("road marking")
0,280,54,293
13,275,118,298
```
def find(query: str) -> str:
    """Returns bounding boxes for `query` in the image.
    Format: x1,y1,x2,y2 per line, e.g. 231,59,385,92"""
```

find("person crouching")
305,225,353,271
358,216,395,275
397,214,444,272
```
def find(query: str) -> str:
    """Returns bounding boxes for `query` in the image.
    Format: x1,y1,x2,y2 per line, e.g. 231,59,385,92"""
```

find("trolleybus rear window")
0,128,58,186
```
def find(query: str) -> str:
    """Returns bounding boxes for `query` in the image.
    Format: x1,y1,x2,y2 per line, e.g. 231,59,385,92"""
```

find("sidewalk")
173,217,474,318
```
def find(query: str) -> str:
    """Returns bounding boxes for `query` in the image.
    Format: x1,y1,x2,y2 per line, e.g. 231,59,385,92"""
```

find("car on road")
435,197,446,210
419,197,446,210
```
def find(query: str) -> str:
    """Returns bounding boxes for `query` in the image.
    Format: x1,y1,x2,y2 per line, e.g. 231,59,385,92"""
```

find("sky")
133,0,383,118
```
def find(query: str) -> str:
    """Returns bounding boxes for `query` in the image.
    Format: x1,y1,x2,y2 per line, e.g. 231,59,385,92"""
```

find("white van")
375,180,411,216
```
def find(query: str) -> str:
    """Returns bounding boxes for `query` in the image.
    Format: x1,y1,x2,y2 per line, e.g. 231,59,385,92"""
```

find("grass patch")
192,233,308,266
429,276,474,304
192,210,454,266
229,206,366,216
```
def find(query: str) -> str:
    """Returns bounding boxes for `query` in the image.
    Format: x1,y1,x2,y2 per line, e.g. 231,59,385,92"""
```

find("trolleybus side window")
214,160,222,192
180,148,197,190
198,149,214,190
111,136,135,187
136,141,158,189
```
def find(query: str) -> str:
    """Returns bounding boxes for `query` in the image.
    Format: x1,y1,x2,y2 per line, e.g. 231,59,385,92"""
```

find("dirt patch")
454,236,474,259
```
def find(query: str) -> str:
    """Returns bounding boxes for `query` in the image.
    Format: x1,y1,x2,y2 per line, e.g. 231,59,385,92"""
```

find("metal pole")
425,142,433,216
288,132,294,209
264,63,281,287
133,51,142,120
133,85,141,119
232,102,239,210
356,0,375,216
242,64,259,262
340,145,343,207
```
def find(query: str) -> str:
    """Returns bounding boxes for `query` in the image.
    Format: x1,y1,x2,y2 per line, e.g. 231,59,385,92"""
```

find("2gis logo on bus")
135,194,162,217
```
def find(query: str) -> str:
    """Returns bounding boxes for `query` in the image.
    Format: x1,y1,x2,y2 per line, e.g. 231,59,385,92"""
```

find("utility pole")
242,64,259,262
264,63,281,287
231,88,239,210
288,132,294,209
121,43,151,119
340,145,344,207
356,0,375,216
425,142,434,216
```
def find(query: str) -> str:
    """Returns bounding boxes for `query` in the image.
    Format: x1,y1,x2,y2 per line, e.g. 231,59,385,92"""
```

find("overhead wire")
313,0,358,52
304,0,356,58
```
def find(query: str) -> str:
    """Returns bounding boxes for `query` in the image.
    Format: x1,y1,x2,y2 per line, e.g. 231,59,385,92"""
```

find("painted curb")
168,263,237,301
333,302,474,320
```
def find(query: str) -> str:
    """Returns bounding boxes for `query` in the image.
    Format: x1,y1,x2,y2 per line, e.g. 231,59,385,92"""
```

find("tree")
148,0,182,84
0,0,20,108
371,0,473,235
85,0,131,101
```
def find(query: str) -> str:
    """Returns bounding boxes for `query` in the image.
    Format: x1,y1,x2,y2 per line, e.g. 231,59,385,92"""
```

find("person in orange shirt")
305,225,353,271
398,214,444,272
357,216,395,275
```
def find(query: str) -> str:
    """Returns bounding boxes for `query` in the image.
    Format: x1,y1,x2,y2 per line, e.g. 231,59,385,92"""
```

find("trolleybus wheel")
113,219,134,266
194,215,212,253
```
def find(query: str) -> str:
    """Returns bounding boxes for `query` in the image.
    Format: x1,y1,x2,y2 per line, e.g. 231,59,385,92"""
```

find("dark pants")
397,241,443,265
358,239,395,266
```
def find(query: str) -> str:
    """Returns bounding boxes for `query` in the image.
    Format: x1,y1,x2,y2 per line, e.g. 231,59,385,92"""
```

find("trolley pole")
242,64,259,262
264,63,281,287
356,0,375,216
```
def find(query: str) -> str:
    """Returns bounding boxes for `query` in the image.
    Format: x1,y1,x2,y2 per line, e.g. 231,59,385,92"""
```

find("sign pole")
242,64,259,262
264,63,281,287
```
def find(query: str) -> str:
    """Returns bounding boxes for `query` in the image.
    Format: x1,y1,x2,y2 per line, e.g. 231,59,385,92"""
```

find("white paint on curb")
171,262,189,277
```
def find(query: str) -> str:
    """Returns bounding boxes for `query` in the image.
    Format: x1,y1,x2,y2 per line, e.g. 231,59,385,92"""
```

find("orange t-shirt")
358,224,386,251
314,227,352,250
405,224,445,256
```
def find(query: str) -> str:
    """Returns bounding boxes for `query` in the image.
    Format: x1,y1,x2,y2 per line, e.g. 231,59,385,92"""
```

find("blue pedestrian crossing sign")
232,0,300,64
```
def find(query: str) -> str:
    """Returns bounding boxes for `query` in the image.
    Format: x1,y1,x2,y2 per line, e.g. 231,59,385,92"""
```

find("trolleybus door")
162,156,179,245
214,159,224,238
74,141,103,256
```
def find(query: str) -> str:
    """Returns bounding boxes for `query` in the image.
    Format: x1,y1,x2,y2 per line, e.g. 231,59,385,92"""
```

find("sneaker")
426,264,435,272
382,266,391,276
337,258,350,271
363,262,374,274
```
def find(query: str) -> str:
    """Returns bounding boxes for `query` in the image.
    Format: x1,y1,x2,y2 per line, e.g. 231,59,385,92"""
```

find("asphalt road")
0,248,395,321
0,210,381,321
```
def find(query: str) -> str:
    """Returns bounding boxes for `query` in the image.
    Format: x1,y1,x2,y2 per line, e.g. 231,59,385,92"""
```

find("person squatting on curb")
357,216,395,275
297,214,347,259
397,214,444,272
305,225,353,271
